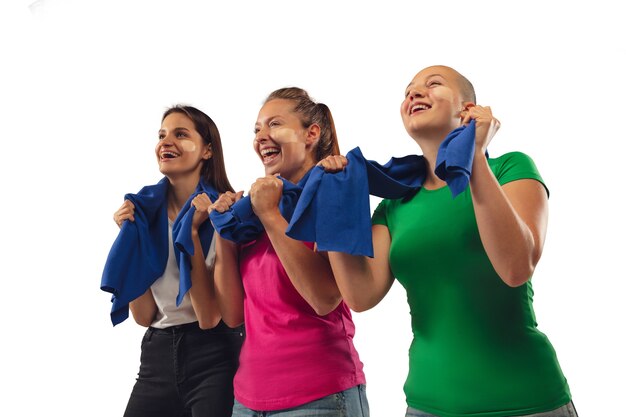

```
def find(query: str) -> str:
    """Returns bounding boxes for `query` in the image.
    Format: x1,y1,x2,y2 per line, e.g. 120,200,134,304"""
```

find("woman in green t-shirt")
323,65,576,417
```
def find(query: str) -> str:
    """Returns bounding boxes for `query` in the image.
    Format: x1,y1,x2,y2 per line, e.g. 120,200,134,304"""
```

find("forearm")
328,252,391,312
214,235,245,328
261,211,342,316
469,155,544,286
129,289,157,327
188,232,222,329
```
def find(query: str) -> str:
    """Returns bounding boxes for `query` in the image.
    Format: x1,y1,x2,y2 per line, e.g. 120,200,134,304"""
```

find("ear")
305,124,321,147
202,143,213,160
459,101,476,120
462,101,476,110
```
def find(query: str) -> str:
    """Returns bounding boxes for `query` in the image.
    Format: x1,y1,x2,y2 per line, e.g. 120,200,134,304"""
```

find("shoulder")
488,151,549,195
488,151,536,170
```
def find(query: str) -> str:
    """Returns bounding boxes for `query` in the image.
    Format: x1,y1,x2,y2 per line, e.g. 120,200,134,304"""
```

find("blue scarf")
435,120,479,197
210,122,478,257
208,170,310,244
101,178,219,326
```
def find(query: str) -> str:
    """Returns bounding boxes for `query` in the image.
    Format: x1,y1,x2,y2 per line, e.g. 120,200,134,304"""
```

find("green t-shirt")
372,152,571,417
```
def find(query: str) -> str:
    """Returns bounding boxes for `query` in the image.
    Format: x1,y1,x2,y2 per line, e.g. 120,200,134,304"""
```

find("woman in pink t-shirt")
210,87,369,416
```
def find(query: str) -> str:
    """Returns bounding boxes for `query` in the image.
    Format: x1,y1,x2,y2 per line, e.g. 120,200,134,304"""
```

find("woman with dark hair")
209,88,369,417
105,105,243,417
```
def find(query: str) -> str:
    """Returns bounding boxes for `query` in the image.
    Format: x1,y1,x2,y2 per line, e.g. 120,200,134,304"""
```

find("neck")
283,160,315,184
166,174,200,218
411,127,454,190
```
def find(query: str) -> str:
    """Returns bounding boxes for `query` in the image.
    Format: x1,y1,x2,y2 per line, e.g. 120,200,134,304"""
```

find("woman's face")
400,66,465,139
253,99,318,183
155,112,212,180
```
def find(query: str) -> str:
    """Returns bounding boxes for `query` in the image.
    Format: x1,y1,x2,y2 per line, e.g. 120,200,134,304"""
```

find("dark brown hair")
264,87,340,161
162,105,234,193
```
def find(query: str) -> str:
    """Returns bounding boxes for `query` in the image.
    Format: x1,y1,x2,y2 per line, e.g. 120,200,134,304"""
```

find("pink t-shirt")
234,232,366,411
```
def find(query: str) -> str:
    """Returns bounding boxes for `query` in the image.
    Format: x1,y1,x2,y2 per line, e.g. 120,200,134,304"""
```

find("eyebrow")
158,127,191,134
255,115,282,127
405,73,446,90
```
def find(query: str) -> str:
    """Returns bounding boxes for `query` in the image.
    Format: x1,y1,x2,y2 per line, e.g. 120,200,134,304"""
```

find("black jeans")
124,321,244,417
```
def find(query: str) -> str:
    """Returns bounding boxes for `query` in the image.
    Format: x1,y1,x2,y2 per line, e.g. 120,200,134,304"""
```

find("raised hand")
461,103,500,154
317,154,348,173
250,175,283,220
209,191,244,214
113,200,135,229
191,193,213,230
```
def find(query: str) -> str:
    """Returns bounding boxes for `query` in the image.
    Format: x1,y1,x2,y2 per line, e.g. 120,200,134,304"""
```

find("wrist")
257,208,284,227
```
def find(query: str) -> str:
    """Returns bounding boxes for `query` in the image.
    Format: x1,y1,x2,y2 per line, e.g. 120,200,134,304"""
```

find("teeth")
411,104,430,113
261,148,280,156
161,151,180,158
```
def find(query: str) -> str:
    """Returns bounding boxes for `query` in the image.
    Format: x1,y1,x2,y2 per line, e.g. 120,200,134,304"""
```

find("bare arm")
209,191,245,328
328,224,395,312
175,194,224,329
316,155,395,311
187,230,223,329
114,200,157,326
465,105,548,287
261,211,342,316
213,235,245,328
129,289,157,327
251,176,341,316
470,157,548,287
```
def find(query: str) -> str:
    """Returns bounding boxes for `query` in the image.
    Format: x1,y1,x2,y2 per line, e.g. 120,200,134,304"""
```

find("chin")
264,166,279,176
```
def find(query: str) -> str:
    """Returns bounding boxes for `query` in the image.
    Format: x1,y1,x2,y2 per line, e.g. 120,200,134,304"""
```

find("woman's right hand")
209,191,244,214
113,200,135,229
317,155,348,173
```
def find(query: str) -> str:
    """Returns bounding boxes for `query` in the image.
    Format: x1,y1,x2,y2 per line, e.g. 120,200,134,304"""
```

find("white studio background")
0,1,623,416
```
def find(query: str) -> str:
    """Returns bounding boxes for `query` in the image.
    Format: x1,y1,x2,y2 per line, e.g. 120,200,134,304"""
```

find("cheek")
431,88,456,104
272,127,301,144
400,98,408,113
400,101,409,120
180,140,197,153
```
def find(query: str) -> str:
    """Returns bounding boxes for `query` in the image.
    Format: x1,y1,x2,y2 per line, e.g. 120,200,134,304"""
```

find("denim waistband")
148,320,243,335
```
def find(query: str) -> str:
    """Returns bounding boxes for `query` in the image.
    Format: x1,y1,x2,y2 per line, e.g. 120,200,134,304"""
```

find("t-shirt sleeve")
371,199,390,226
492,151,549,197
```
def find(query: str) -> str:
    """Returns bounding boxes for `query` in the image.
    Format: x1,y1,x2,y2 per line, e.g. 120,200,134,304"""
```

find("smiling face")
400,65,468,140
155,112,212,181
253,98,319,183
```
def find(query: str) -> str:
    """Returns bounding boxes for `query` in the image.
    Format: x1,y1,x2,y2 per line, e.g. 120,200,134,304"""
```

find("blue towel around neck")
209,171,310,244
435,119,477,197
101,178,219,326
209,148,425,257
210,122,477,257
285,147,426,256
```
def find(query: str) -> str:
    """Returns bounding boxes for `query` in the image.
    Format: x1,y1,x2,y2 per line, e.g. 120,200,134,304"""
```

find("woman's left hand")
191,193,213,230
250,175,283,220
317,155,348,173
461,104,500,154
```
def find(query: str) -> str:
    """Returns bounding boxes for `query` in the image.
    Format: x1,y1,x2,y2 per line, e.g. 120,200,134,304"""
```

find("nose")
254,125,269,143
160,132,174,145
408,89,424,101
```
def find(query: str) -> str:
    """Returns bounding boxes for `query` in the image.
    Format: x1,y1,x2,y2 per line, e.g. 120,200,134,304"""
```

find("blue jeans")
123,321,244,417
405,401,578,417
232,384,369,417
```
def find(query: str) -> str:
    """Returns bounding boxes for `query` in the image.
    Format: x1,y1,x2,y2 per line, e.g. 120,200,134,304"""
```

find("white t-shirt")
150,222,217,328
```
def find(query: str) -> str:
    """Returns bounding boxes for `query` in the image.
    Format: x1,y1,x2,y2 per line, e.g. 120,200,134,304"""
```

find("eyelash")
405,82,442,98
158,132,188,140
